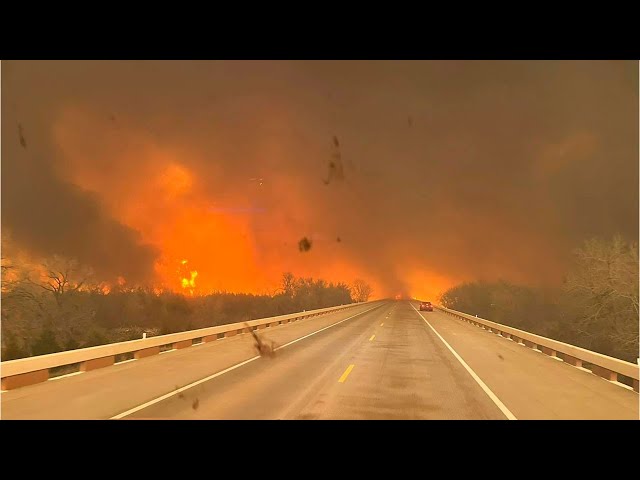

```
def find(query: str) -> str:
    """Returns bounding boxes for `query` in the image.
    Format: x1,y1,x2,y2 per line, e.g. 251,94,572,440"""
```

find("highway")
1,301,638,420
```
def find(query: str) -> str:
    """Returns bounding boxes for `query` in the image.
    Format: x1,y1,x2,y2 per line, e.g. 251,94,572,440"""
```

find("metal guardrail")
1,301,378,390
435,304,639,392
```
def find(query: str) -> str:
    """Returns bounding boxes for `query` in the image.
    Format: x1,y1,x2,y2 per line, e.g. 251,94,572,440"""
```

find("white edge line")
111,303,382,419
48,371,85,381
611,381,634,391
115,358,137,365
445,310,638,393
111,356,261,419
410,304,517,420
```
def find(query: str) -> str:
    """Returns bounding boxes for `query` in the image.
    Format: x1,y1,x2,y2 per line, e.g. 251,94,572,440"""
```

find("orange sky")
2,61,637,301
50,106,398,297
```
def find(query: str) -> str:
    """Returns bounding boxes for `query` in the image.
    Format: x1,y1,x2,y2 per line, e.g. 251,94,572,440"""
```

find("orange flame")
50,108,443,298
181,270,198,295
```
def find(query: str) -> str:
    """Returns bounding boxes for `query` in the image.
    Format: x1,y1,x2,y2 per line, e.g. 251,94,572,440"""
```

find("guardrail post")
1,370,49,390
80,356,115,372
174,340,191,349
563,355,583,368
540,346,557,358
134,347,160,359
591,365,618,383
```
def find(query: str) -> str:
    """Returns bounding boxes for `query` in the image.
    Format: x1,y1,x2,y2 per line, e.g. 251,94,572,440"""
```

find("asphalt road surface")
2,301,637,419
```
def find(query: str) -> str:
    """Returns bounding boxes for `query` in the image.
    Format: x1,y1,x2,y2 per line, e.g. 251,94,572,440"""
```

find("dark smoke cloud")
2,89,159,283
2,61,637,295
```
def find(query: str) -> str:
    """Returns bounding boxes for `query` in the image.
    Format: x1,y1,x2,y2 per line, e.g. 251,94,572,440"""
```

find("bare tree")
2,255,49,358
351,279,373,302
565,235,639,358
281,272,295,296
27,255,93,307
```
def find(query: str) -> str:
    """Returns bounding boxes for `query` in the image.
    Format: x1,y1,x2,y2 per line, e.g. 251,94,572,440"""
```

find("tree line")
439,236,638,362
1,262,373,361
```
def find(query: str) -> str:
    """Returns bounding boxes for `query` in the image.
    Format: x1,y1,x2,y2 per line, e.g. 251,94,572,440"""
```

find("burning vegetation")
1,257,372,361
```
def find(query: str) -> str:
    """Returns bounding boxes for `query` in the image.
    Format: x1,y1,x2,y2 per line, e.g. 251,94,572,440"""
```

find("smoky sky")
2,141,159,283
2,61,637,295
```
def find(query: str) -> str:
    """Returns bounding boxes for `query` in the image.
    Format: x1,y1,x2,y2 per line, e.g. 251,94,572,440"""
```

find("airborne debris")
246,323,277,358
192,398,199,410
324,136,345,185
497,354,504,360
336,236,341,243
18,124,27,149
298,237,312,252
408,116,413,127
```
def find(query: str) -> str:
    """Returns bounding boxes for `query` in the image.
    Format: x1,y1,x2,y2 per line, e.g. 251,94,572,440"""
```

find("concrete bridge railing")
1,301,378,391
435,304,639,392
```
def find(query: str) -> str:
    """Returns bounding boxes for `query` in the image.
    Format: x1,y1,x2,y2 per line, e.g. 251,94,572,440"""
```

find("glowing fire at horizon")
181,271,198,290
46,109,427,298
179,259,198,295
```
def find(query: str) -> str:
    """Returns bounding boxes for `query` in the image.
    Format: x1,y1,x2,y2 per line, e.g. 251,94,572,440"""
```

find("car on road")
419,301,433,312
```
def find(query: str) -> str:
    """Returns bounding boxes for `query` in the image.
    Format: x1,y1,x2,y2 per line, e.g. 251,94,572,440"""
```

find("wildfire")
49,108,449,298
178,259,198,295
181,270,198,290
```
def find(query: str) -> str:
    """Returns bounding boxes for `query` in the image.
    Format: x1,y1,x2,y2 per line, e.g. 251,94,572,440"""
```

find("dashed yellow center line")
338,364,355,383
369,334,376,341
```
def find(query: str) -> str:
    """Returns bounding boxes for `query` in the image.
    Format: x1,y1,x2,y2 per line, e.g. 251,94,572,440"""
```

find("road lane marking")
410,304,517,420
339,364,355,383
111,303,383,419
110,356,261,419
274,304,381,351
48,371,85,381
369,334,376,341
